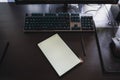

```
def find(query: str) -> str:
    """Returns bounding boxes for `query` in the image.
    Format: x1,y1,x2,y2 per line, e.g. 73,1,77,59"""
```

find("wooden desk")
0,3,119,80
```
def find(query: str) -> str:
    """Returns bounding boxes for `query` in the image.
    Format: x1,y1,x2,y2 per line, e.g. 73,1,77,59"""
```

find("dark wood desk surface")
0,3,120,80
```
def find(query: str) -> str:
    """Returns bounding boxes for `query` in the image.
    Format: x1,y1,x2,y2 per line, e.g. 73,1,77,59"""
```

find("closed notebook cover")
38,34,83,76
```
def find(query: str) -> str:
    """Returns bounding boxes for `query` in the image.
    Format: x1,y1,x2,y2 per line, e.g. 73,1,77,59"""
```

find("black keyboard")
24,13,95,32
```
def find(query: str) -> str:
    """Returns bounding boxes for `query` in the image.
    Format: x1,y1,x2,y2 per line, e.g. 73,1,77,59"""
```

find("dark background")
0,3,120,80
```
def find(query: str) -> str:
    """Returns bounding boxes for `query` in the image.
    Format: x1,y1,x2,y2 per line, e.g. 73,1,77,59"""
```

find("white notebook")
38,34,83,76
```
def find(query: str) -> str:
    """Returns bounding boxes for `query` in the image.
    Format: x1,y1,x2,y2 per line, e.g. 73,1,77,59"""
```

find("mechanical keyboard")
24,13,95,32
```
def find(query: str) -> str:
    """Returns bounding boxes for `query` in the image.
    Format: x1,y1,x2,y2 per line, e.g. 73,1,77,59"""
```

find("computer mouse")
110,37,120,58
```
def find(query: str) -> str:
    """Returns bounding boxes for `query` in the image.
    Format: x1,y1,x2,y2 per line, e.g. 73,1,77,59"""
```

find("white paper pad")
38,34,83,76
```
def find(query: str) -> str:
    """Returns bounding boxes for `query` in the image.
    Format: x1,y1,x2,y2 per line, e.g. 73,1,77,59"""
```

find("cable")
104,4,118,37
104,4,118,26
84,10,98,14
83,4,103,17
